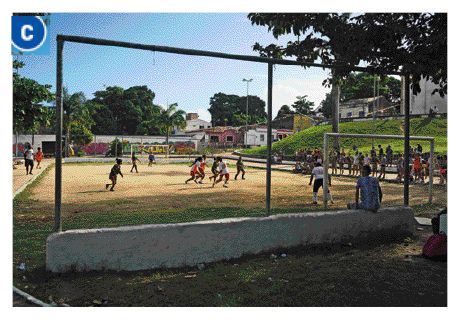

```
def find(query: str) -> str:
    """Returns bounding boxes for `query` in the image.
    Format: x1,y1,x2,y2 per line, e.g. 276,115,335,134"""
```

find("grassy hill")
241,117,447,156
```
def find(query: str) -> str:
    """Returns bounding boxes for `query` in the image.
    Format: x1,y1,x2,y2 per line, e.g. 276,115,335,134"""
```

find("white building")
171,118,212,135
409,77,447,115
242,126,293,147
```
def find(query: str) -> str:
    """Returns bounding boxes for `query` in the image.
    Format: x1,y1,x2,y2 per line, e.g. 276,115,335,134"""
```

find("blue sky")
11,12,334,122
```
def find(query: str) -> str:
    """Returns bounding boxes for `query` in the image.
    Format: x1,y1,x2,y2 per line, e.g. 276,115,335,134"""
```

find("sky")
10,11,335,123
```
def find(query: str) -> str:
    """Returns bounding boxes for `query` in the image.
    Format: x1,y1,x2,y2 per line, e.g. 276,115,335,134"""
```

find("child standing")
235,156,246,180
213,156,230,188
35,147,43,169
106,158,124,191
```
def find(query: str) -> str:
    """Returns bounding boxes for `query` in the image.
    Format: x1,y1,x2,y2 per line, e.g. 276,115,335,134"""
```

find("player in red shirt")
196,155,207,184
35,147,43,169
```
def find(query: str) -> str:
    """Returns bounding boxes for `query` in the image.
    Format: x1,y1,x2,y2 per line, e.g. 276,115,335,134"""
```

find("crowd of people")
293,143,447,184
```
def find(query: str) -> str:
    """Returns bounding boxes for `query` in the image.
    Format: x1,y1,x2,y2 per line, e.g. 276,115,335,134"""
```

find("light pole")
243,78,253,148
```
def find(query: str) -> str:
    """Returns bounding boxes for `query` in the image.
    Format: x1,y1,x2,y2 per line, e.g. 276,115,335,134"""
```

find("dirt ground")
20,160,447,225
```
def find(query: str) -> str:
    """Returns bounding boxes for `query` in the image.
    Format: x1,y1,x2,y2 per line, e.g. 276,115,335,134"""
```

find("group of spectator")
292,143,447,184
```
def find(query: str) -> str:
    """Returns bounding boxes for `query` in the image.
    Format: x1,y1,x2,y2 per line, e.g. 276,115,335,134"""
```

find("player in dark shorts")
309,162,333,205
208,157,219,183
106,158,124,191
130,153,140,173
234,156,246,180
148,152,156,166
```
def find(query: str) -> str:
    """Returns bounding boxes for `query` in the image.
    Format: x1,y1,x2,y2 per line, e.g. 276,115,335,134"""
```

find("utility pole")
243,78,253,148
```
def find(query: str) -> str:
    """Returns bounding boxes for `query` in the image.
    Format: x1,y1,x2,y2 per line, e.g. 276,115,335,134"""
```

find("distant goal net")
130,144,172,158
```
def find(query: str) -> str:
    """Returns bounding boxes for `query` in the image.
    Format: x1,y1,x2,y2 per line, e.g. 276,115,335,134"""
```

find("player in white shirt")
24,144,34,175
212,156,230,188
308,162,333,205
185,157,202,184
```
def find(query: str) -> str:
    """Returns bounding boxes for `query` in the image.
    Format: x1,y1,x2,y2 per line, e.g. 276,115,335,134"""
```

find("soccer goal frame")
130,144,170,157
322,133,435,209
53,34,409,233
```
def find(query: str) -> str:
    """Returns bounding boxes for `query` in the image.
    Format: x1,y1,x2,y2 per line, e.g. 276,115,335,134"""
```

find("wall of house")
410,78,448,114
292,115,311,133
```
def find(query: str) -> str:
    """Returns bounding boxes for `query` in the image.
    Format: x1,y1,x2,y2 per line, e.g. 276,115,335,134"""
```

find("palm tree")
62,87,94,156
159,103,186,158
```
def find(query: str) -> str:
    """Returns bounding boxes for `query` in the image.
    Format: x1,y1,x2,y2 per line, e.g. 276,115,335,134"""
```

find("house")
403,77,447,115
171,113,212,135
339,96,392,119
205,127,243,146
272,114,313,133
240,125,293,147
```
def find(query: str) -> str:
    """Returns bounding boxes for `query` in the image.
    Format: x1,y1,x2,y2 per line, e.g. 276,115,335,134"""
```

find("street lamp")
242,78,253,148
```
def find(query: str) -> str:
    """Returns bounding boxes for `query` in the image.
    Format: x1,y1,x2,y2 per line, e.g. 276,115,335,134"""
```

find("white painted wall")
410,78,448,114
46,206,414,273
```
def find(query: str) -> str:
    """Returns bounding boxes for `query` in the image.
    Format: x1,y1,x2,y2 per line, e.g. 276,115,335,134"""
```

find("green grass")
242,118,447,156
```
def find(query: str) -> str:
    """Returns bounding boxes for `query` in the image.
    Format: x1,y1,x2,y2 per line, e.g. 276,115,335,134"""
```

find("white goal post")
323,133,435,209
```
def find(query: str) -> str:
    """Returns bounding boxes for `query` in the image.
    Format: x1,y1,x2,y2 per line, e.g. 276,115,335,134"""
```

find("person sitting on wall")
347,165,383,212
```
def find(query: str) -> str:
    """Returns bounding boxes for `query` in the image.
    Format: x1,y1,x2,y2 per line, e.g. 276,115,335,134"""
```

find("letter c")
21,25,33,41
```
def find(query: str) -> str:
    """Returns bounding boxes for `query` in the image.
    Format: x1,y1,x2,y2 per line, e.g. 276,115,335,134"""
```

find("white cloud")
265,78,330,119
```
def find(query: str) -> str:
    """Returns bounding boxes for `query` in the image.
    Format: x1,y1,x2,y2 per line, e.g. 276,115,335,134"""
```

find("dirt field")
19,160,447,229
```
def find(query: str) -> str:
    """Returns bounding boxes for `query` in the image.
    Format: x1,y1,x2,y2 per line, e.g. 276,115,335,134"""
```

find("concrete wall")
46,206,414,273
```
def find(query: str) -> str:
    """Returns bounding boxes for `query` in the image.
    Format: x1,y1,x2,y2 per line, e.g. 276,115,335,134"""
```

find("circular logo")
12,16,47,52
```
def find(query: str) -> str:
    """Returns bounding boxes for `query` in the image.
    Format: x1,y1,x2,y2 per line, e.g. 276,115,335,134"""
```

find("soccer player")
148,152,156,166
130,153,140,173
185,157,202,184
35,147,43,169
24,144,34,175
196,155,207,184
209,157,219,183
106,158,123,191
235,156,246,180
213,156,230,188
309,162,334,205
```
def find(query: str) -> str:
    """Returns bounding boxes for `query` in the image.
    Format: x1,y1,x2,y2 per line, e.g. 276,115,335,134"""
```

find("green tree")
291,95,315,115
208,92,267,126
62,87,96,147
158,103,186,150
248,13,447,97
90,86,146,135
13,60,55,138
275,104,295,120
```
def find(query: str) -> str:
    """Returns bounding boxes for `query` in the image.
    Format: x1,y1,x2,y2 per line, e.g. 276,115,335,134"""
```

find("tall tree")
291,95,315,115
90,86,147,135
248,13,447,96
208,92,267,126
62,87,95,146
13,60,55,138
275,104,295,120
158,103,186,148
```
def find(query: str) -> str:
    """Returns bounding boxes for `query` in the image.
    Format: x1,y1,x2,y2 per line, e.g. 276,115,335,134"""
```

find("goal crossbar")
323,133,435,209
